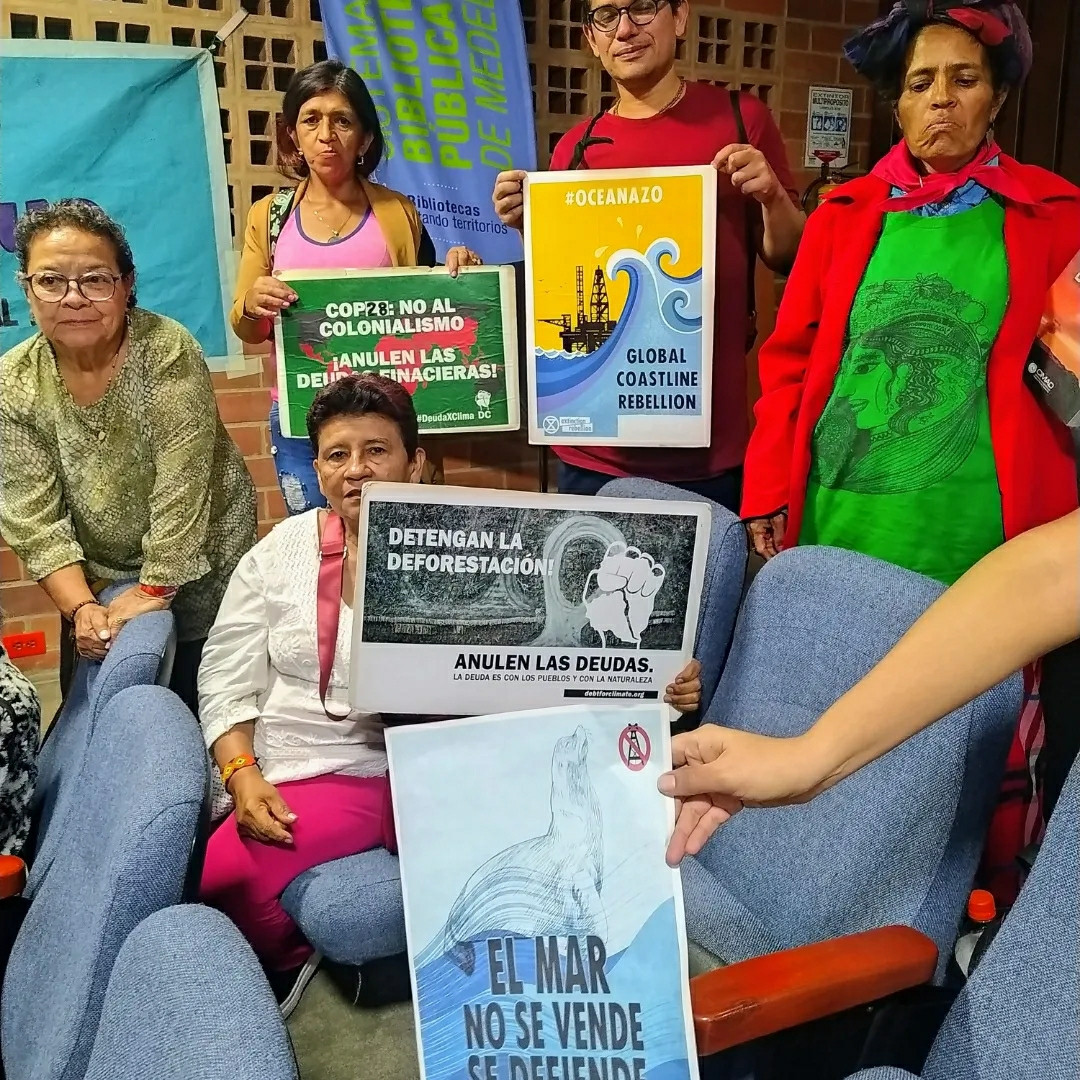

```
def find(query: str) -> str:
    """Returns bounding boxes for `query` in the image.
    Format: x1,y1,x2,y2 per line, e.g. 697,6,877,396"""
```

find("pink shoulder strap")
317,511,351,721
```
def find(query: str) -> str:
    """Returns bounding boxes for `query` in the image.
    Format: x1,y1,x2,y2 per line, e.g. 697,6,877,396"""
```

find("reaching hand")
492,169,527,231
746,511,788,560
658,725,826,865
712,143,784,206
229,768,297,845
665,658,702,714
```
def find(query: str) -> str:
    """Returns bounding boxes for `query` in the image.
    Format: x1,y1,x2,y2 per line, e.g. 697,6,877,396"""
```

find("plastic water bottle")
953,888,997,978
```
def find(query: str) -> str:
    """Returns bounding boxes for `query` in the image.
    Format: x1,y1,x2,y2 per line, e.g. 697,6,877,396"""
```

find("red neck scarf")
872,138,1036,211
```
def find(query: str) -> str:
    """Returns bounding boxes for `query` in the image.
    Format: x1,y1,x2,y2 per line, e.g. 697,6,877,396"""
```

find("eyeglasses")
587,0,669,33
20,271,123,304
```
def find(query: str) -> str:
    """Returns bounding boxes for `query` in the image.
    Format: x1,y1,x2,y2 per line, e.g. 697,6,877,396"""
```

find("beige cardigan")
229,175,428,344
229,177,443,484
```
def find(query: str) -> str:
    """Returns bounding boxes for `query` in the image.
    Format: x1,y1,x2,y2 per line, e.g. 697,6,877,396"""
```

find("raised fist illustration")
582,542,666,648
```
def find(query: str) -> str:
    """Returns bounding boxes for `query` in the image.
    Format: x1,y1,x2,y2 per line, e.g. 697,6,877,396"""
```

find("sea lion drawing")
441,726,606,975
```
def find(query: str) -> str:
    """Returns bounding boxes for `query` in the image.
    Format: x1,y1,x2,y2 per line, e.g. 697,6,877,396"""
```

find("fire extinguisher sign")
619,723,652,771
805,85,853,169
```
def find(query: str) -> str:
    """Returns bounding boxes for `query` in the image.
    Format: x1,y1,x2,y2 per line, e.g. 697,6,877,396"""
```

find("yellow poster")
523,166,716,446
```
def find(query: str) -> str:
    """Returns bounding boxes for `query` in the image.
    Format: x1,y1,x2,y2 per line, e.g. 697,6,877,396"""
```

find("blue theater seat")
29,590,175,895
84,905,298,1080
683,546,1021,983
2,685,207,1080
693,741,1080,1080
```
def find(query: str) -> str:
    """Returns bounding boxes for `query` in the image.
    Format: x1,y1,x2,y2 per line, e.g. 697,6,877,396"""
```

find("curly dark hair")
306,373,420,458
15,199,137,309
276,60,384,181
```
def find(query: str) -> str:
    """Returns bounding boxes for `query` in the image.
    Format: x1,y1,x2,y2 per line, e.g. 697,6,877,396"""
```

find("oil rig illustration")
540,265,617,353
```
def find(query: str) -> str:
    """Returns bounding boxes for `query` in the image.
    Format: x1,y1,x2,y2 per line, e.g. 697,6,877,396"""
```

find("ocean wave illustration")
413,899,694,1080
535,238,705,424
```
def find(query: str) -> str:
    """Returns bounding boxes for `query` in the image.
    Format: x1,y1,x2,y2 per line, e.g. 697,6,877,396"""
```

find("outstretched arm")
661,510,1080,863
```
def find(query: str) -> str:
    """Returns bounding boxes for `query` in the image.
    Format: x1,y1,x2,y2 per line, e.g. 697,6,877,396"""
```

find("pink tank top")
269,205,393,400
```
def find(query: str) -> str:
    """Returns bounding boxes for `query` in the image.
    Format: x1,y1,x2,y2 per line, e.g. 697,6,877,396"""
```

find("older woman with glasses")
0,200,256,713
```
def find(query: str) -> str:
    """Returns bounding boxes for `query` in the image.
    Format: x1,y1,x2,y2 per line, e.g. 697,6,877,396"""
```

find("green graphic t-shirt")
800,198,1008,585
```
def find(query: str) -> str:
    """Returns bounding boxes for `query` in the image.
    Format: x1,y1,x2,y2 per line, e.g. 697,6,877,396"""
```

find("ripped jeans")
269,400,325,516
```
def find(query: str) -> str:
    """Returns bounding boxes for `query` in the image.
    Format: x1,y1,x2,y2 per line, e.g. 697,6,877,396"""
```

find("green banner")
275,266,519,437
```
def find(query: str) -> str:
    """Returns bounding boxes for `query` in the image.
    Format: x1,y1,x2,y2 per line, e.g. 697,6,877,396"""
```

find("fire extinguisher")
802,160,860,213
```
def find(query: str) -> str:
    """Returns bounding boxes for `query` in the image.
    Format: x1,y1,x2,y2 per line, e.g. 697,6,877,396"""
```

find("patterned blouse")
0,645,38,857
0,309,257,641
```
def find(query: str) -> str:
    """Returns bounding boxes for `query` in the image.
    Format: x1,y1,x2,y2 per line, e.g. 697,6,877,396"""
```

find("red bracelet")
137,583,178,599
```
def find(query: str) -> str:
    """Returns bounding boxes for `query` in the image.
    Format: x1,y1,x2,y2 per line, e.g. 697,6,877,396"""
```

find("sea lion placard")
387,704,699,1080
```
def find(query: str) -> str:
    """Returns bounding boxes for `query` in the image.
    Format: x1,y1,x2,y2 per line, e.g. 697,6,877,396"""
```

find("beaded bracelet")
67,598,101,623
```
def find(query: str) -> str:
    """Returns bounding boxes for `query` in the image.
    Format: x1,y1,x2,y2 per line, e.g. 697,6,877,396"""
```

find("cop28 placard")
387,703,699,1080
350,484,711,716
523,167,717,447
275,266,519,436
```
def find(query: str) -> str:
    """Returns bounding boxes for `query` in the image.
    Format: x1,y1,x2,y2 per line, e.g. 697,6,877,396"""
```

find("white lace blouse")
198,509,385,785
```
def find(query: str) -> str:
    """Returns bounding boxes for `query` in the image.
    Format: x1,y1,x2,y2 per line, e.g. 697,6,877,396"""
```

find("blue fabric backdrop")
322,1,536,265
0,42,236,366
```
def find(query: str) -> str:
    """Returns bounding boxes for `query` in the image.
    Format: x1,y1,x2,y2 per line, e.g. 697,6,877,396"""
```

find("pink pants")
199,772,395,970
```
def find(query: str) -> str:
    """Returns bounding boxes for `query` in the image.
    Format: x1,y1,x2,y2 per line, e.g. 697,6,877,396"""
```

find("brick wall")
773,0,880,193
0,0,880,673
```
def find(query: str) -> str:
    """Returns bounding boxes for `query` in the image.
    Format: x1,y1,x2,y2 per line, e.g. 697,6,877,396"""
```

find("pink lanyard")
317,511,351,721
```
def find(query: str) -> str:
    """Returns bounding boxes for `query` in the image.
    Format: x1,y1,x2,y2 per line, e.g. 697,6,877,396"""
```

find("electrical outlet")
2,632,47,659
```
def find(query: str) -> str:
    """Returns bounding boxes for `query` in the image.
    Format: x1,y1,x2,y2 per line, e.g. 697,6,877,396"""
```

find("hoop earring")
357,152,365,168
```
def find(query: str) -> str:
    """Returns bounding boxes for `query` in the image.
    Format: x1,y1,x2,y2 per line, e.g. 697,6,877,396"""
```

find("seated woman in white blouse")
197,373,704,1014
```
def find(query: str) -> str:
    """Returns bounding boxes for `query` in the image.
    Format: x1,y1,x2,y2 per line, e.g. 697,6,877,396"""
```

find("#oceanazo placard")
275,266,520,437
523,166,716,447
386,704,699,1080
350,482,711,717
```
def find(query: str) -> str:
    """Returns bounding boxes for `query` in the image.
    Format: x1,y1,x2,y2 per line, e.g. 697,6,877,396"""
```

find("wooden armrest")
691,925,938,1057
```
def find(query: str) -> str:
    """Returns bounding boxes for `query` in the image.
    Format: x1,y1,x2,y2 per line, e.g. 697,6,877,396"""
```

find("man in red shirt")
493,0,804,511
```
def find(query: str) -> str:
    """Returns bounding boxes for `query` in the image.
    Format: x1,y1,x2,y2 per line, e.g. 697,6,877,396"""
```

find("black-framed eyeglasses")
19,271,123,303
586,0,669,33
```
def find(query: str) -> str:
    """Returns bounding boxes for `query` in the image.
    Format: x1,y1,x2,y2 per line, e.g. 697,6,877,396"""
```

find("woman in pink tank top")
230,61,481,515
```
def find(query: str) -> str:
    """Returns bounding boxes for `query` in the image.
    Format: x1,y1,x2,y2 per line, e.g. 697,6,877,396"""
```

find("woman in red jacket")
741,0,1080,900
744,0,1079,578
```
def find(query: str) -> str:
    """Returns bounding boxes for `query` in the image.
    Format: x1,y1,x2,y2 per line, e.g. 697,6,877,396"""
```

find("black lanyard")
567,107,613,170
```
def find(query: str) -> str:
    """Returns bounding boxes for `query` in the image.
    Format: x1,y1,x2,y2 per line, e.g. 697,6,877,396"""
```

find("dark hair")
306,373,420,458
15,199,137,309
276,60,384,180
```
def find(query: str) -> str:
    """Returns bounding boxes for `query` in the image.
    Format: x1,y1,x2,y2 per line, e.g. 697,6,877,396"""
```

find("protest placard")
523,167,715,447
275,266,519,437
350,483,710,715
1026,249,1080,427
387,703,699,1080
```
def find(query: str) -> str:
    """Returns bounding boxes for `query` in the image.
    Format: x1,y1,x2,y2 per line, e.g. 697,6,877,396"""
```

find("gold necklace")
310,201,355,240
612,77,686,118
